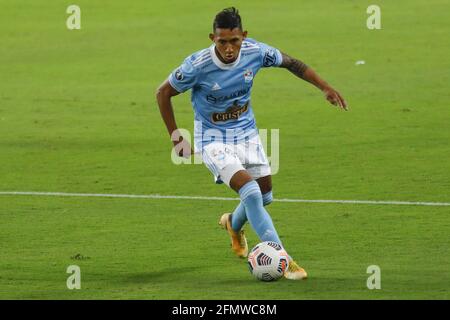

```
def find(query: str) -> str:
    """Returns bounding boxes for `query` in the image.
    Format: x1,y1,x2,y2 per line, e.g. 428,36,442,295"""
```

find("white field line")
0,191,449,207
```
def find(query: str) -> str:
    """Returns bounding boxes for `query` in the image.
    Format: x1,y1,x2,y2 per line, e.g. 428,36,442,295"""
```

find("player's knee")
262,191,273,206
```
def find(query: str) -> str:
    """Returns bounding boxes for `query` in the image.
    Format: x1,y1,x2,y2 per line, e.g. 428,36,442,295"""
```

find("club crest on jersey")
243,69,253,83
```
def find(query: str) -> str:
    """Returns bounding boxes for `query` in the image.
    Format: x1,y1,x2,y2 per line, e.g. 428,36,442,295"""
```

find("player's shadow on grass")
122,266,202,284
215,276,364,290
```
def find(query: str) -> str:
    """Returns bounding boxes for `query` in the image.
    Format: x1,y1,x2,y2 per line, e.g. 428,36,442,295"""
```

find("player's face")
209,28,248,63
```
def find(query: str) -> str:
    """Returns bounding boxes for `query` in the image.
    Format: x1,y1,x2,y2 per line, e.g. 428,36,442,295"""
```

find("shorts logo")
244,69,253,83
211,148,232,161
211,101,249,123
175,68,184,81
263,49,277,67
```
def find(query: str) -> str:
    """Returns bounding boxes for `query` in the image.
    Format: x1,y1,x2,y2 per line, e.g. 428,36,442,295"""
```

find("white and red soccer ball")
247,241,289,281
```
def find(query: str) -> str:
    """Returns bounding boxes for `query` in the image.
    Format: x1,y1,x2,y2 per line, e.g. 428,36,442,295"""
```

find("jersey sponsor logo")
211,101,249,123
244,69,253,83
263,49,277,67
206,87,251,104
175,68,184,81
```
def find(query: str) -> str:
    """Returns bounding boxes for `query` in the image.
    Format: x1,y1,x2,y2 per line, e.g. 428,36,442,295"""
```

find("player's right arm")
156,80,193,158
156,56,200,158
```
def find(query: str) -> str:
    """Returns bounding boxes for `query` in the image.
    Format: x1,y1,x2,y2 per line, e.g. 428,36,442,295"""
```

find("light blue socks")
231,190,272,230
262,190,273,206
231,180,281,244
230,202,247,231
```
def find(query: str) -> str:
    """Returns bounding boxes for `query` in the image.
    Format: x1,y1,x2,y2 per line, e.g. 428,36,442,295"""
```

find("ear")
242,30,248,39
209,33,215,42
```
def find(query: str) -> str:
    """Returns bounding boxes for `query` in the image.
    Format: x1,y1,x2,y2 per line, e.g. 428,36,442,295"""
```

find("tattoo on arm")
280,52,308,79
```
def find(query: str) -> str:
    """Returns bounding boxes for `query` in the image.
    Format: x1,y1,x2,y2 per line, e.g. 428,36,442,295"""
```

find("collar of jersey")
210,45,242,70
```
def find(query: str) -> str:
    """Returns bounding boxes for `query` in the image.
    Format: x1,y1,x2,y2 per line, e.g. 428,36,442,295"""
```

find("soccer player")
156,7,347,280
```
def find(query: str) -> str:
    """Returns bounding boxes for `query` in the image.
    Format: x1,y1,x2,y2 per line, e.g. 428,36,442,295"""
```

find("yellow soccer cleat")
284,259,308,280
219,213,248,258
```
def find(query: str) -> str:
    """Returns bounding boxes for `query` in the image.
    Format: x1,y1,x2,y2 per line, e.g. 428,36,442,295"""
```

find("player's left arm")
280,52,348,110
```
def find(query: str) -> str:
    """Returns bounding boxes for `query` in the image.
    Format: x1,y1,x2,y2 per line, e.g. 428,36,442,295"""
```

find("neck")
214,47,236,64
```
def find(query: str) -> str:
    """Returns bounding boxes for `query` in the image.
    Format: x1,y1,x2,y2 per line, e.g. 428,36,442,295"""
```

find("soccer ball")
247,241,289,281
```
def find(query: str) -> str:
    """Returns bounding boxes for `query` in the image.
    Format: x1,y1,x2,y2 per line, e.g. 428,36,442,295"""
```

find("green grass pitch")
0,0,449,299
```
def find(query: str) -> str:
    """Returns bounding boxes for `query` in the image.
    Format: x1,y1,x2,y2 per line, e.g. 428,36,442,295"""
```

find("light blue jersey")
168,38,283,152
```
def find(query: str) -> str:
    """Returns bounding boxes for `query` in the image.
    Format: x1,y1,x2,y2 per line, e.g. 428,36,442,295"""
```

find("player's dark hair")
213,7,242,31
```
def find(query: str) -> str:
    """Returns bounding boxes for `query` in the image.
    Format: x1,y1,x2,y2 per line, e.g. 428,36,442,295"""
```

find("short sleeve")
259,42,283,68
168,57,199,93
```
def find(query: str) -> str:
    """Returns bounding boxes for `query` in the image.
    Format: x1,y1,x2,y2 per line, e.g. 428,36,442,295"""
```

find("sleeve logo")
263,49,277,67
175,68,184,81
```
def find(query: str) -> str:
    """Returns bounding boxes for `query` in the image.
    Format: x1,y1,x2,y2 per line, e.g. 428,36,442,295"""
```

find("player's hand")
323,87,348,111
173,138,194,158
